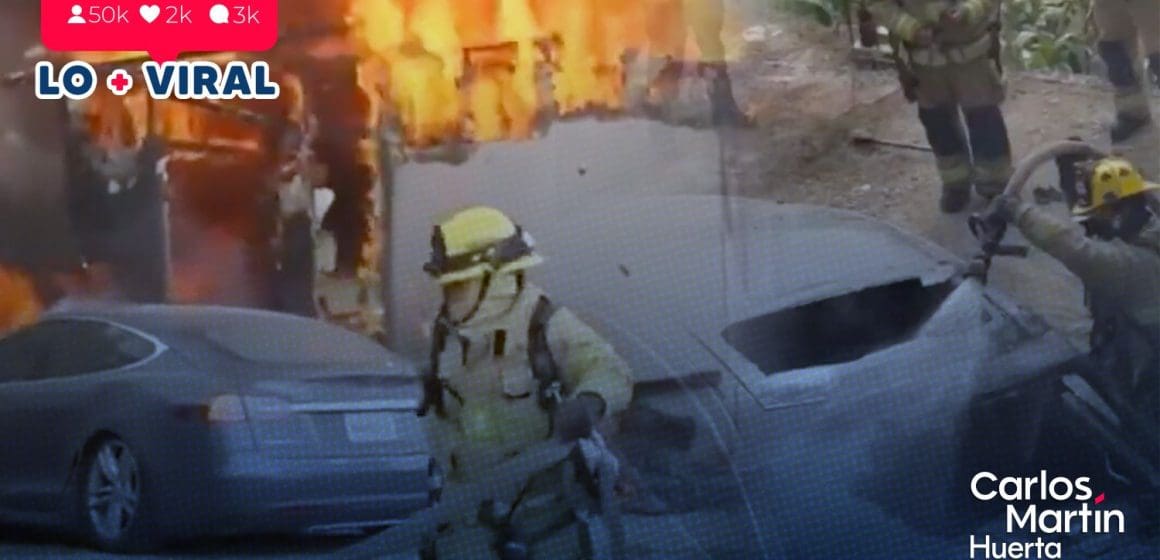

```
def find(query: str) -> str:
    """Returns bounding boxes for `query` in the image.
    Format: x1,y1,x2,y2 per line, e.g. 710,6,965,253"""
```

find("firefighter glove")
985,193,1025,225
553,393,606,443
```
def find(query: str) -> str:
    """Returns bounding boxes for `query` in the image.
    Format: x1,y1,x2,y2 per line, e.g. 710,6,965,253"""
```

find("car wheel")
76,436,159,552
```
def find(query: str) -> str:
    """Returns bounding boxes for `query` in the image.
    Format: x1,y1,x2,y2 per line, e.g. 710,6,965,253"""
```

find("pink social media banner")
41,0,279,62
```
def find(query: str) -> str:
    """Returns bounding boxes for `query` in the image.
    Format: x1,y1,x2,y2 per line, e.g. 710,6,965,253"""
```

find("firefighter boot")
1100,41,1153,142
940,184,972,214
643,59,684,120
919,105,972,213
701,63,753,128
1111,116,1152,144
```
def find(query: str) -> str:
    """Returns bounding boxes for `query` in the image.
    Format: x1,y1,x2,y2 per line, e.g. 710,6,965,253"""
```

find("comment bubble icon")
209,4,229,25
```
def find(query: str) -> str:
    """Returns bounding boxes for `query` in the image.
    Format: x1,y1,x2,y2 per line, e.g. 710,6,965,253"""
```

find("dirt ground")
715,12,1160,350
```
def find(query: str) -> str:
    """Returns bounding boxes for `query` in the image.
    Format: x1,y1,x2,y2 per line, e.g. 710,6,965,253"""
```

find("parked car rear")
0,303,438,552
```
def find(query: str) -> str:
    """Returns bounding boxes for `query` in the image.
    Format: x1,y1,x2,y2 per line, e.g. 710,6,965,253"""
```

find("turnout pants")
1094,0,1160,121
647,0,727,62
647,0,748,125
911,55,1013,196
431,463,586,560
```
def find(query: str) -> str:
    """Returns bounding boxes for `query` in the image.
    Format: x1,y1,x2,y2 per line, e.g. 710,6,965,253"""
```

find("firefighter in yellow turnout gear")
986,158,1160,407
868,0,1013,213
419,207,634,560
1093,0,1160,142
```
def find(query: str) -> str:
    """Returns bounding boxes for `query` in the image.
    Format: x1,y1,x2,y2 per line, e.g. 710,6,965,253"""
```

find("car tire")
74,436,161,552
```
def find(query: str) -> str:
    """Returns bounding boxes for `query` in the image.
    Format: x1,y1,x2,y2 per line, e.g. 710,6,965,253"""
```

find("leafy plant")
776,0,1097,73
777,0,853,28
1002,0,1094,72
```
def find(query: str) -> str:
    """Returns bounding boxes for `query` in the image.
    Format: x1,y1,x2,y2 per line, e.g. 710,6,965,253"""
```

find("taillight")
206,394,246,423
205,394,292,423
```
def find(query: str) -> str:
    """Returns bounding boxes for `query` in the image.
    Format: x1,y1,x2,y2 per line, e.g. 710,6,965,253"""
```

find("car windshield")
722,278,955,374
194,313,389,367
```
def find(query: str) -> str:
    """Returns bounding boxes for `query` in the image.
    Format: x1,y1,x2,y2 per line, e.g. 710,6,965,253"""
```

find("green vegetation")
778,0,853,28
1002,0,1094,72
776,0,1096,73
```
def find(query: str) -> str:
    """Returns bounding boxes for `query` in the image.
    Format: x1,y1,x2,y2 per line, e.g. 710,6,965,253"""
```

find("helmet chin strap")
449,272,491,327
447,272,527,327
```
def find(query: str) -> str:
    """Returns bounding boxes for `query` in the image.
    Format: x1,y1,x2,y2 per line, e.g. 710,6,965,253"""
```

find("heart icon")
139,5,160,23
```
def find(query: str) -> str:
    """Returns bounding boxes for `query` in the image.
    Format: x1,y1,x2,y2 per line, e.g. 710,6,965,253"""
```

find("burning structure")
0,0,744,338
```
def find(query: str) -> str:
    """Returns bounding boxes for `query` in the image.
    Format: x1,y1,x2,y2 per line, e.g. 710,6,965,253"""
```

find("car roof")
38,302,416,369
41,302,301,332
527,195,960,323
559,196,955,304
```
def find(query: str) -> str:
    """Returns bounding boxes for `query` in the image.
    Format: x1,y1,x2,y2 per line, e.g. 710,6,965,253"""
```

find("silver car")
0,304,438,552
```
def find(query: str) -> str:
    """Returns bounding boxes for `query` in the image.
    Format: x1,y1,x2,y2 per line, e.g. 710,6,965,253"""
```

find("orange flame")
55,0,729,319
0,267,42,334
63,50,262,150
168,227,258,305
346,0,691,146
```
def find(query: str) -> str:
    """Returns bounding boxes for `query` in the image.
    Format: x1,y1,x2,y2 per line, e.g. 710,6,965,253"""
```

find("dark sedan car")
0,304,437,552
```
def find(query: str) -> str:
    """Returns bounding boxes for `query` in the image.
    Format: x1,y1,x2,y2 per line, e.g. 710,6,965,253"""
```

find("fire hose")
966,140,1109,282
998,140,1107,201
334,433,623,559
966,140,1160,490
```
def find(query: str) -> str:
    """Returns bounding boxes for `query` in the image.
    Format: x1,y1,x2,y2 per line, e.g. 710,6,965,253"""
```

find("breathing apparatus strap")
528,295,562,413
421,279,546,419
419,309,451,418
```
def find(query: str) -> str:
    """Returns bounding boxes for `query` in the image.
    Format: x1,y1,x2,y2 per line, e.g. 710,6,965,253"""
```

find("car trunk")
170,310,428,458
240,369,426,458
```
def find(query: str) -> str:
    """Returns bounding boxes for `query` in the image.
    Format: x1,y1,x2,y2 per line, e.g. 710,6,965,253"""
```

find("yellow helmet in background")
423,206,543,285
1074,158,1160,215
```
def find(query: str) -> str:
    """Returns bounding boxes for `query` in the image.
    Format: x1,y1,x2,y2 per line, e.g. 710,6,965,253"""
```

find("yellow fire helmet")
1074,158,1160,215
423,206,544,285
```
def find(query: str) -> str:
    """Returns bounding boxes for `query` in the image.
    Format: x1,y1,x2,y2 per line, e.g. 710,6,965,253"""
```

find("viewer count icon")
68,4,84,24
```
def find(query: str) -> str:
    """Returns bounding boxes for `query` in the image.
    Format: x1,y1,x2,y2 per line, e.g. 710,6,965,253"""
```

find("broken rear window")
722,278,954,375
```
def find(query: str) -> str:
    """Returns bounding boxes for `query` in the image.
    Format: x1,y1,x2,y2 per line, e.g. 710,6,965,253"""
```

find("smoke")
165,156,273,307
169,226,262,306
0,2,79,270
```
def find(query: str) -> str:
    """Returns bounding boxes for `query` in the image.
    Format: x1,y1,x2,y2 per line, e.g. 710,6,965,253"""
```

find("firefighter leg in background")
419,207,633,560
1094,0,1158,143
645,0,751,126
683,0,751,126
869,0,1013,213
646,0,687,110
911,56,1012,212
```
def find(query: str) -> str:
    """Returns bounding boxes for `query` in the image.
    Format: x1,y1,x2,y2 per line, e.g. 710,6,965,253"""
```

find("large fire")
346,0,699,146
0,266,42,334
41,0,732,329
